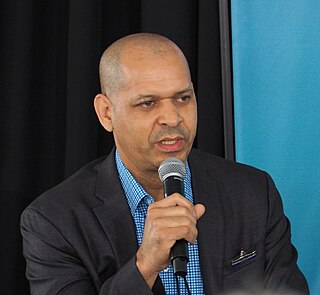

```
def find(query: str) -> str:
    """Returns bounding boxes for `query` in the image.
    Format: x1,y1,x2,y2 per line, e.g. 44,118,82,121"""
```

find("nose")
157,100,182,127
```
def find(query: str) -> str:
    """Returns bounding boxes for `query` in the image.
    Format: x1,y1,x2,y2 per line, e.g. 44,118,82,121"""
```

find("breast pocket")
223,239,265,291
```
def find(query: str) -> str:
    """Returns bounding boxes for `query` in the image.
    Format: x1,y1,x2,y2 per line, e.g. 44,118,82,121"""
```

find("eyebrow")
174,87,194,96
131,86,194,104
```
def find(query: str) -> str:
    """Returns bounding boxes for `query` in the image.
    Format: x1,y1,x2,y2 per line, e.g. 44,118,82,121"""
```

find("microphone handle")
163,176,189,277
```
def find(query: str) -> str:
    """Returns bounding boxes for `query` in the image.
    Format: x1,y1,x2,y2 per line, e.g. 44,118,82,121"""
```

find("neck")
133,170,164,201
116,148,170,200
116,151,165,201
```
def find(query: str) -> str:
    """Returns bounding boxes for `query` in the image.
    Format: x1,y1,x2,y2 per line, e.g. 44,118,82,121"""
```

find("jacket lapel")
190,151,225,294
92,149,166,294
92,149,138,267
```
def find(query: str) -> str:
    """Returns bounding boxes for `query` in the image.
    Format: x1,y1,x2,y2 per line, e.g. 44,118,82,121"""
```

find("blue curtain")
231,1,320,294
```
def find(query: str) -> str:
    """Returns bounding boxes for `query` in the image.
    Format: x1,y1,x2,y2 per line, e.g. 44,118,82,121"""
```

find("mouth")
155,137,185,152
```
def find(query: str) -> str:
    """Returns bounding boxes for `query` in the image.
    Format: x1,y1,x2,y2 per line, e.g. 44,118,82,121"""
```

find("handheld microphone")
158,158,188,277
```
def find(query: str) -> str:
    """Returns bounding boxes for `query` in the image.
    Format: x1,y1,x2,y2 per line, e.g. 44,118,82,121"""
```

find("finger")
155,224,198,245
151,193,194,211
148,206,197,223
150,215,197,231
194,204,206,220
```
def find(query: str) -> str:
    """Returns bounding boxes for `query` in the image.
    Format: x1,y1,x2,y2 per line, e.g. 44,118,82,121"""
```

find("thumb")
194,204,206,220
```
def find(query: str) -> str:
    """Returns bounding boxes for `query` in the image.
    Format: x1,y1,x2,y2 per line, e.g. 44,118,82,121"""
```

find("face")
103,51,197,178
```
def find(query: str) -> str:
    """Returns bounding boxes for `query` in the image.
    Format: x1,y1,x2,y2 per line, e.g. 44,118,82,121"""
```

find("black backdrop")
0,1,231,294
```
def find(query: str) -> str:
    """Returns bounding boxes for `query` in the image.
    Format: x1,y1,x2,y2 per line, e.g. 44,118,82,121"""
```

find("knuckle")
186,217,195,227
147,203,156,212
181,206,188,214
179,206,190,216
147,208,157,220
193,227,198,238
180,225,190,236
183,216,195,228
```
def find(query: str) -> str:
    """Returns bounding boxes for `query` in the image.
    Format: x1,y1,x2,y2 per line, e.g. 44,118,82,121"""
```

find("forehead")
119,51,191,95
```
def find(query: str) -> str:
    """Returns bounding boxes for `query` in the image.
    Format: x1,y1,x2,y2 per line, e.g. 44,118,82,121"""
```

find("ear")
94,94,114,132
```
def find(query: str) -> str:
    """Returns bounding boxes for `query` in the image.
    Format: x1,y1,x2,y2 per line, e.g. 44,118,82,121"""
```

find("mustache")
150,125,189,142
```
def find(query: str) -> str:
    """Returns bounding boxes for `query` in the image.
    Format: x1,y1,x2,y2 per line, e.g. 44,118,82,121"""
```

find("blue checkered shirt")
115,150,204,294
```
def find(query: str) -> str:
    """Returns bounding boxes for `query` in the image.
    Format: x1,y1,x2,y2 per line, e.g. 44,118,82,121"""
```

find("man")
21,33,309,294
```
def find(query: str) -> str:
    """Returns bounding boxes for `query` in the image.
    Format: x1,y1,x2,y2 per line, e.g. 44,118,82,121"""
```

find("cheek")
119,116,154,146
184,106,197,131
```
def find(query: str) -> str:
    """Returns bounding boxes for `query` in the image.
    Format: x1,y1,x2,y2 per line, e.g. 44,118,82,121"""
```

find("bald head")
98,33,189,98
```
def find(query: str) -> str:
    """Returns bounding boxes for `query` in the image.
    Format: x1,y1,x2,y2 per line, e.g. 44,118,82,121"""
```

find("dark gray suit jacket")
21,148,309,294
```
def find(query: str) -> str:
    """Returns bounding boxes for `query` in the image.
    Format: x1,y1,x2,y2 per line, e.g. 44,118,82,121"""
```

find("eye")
176,95,191,102
140,100,156,107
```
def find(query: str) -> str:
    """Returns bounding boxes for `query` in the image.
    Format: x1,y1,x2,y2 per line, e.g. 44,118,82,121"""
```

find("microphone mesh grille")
158,158,187,182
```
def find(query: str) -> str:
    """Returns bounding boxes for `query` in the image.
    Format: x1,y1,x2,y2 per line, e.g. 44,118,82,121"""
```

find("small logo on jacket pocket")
231,249,257,267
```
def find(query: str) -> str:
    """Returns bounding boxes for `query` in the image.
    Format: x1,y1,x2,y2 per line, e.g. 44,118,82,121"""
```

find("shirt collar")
115,150,193,215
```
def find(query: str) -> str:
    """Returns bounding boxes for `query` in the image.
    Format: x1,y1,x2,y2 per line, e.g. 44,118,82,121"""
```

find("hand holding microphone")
136,158,205,287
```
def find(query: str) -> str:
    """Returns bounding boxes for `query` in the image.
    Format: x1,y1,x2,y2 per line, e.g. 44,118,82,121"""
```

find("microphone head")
158,158,187,182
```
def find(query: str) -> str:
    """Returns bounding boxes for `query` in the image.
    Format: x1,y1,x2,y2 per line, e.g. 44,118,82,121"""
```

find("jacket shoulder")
189,148,267,180
23,154,111,215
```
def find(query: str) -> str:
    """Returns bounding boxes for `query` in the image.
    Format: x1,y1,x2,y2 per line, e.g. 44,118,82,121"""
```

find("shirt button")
146,197,152,206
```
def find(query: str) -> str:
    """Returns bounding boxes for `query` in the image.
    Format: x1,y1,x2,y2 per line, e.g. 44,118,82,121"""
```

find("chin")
159,150,188,164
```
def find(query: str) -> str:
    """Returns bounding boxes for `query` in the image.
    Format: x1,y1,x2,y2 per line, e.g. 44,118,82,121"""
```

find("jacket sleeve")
264,173,309,294
20,208,154,295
